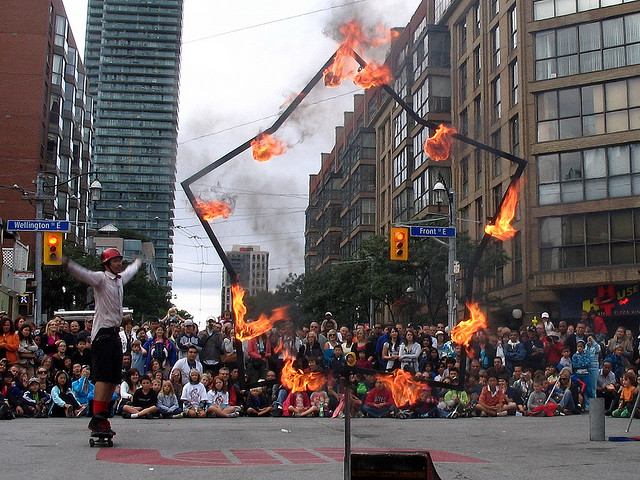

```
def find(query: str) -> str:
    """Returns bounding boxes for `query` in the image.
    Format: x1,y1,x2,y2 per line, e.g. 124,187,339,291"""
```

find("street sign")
410,226,456,237
14,271,34,279
8,220,70,232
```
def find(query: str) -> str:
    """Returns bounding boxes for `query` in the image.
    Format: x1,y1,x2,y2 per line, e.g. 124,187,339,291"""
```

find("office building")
84,0,184,286
221,245,269,313
306,0,640,325
0,0,94,314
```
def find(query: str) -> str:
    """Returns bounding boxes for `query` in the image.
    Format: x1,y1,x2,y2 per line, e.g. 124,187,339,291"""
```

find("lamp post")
433,180,457,334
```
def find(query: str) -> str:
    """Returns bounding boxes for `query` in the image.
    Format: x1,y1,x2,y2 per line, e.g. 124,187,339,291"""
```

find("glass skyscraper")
84,0,183,286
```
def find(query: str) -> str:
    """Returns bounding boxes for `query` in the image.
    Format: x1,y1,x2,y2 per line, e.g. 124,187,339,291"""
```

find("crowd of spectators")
1,308,639,421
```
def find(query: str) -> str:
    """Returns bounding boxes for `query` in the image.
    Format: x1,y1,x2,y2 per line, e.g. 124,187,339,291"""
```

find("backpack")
152,340,167,365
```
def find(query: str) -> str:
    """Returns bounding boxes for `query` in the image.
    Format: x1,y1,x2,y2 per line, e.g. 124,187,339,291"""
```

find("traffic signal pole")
34,173,44,326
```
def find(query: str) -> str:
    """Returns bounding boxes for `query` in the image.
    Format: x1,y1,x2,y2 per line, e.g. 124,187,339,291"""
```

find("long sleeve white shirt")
66,258,141,340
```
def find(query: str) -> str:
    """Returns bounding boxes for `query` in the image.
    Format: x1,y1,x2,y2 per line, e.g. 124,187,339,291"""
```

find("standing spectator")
590,310,608,343
399,330,421,372
76,317,93,350
144,325,177,376
0,318,18,366
544,331,563,367
572,340,591,410
198,317,223,376
504,330,525,375
246,333,271,383
175,319,201,360
585,334,601,409
523,326,545,372
39,321,60,358
470,329,496,370
119,316,135,354
540,312,555,336
382,327,401,372
607,326,634,367
70,338,92,368
17,323,38,378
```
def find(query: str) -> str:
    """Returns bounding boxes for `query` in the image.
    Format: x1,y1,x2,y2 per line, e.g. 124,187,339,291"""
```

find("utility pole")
447,188,457,333
33,173,45,326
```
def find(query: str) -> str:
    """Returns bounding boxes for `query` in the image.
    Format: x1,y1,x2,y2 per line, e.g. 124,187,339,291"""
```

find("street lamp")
432,176,457,334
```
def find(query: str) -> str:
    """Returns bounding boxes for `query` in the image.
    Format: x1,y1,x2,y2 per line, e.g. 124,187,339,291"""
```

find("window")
475,150,483,190
459,20,468,56
491,0,500,17
474,96,482,135
510,115,520,157
537,142,640,205
474,46,482,86
535,13,640,81
492,130,502,177
510,60,519,106
460,108,469,135
509,6,518,50
492,26,501,68
393,110,408,149
393,148,409,188
52,54,65,86
536,77,640,142
533,0,638,21
459,61,467,101
475,3,481,38
492,183,503,214
461,156,469,198
54,15,67,47
393,189,413,221
540,208,640,270
492,77,502,121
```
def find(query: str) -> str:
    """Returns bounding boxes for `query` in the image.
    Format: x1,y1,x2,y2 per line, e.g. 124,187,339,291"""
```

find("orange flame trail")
232,284,289,341
451,302,488,355
353,63,393,88
280,354,327,394
484,179,522,241
194,197,233,221
324,21,397,88
424,124,457,161
250,133,287,162
376,370,424,407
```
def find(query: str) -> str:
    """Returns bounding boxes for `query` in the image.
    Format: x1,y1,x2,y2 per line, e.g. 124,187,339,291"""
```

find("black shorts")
91,328,123,385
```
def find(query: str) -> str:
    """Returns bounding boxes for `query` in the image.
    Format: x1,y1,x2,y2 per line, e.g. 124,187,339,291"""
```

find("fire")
194,197,233,221
450,302,488,354
353,63,393,89
324,21,398,88
232,284,289,341
376,369,423,407
424,124,458,161
484,179,521,240
250,133,287,162
280,354,327,394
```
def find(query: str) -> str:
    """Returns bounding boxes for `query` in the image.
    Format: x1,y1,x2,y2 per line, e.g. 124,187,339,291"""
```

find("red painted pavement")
97,447,487,466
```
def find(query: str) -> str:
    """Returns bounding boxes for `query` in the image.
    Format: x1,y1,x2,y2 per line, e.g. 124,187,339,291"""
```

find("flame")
424,124,458,161
232,284,289,341
451,302,488,354
324,21,398,87
376,370,424,407
281,354,327,394
194,197,233,221
484,179,521,241
250,133,287,162
353,63,393,89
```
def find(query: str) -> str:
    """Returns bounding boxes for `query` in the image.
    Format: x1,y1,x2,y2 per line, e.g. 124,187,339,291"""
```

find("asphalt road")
2,413,639,479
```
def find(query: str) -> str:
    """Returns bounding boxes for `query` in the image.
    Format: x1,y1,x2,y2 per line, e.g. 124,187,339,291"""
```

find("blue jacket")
504,341,525,373
71,376,95,405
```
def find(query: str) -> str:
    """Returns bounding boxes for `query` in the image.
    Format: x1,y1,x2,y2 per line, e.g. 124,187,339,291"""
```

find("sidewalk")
2,414,639,479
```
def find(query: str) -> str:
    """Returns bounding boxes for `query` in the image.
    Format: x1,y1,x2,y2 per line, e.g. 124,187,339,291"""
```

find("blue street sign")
410,226,456,238
8,220,70,232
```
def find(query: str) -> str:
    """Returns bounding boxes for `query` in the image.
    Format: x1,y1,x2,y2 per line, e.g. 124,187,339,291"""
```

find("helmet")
100,248,122,264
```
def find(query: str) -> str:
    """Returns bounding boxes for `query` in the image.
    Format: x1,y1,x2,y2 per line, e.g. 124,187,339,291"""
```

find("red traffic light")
394,231,406,242
47,235,59,247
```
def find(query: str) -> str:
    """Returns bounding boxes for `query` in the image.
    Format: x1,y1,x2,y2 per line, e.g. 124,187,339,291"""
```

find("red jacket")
479,385,505,407
365,386,394,408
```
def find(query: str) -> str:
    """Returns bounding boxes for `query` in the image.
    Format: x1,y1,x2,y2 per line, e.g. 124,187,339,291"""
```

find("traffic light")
390,226,409,261
43,231,63,265
18,293,33,316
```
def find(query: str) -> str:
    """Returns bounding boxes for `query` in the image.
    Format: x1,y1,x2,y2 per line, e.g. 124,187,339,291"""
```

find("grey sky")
63,0,421,324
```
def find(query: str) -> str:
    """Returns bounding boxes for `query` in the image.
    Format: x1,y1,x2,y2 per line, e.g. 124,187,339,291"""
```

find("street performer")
64,248,141,436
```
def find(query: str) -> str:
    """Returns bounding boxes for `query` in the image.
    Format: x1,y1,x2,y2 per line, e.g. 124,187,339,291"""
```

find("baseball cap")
28,377,40,386
325,312,332,316
541,312,550,318
435,330,445,336
184,320,195,326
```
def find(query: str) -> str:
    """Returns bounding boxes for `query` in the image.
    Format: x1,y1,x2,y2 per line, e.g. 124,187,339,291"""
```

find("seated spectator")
118,368,140,414
412,386,440,418
49,370,82,417
171,346,203,385
503,330,525,375
598,360,619,414
283,390,314,417
22,377,51,417
475,374,509,417
69,338,91,368
1,370,25,417
180,369,208,418
605,345,626,382
526,376,555,417
486,357,509,382
157,380,182,418
309,382,330,417
551,368,581,415
122,374,159,419
612,371,636,418
355,350,374,370
71,365,93,411
246,386,273,417
327,345,346,371
362,378,395,418
206,375,239,418
499,377,525,415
